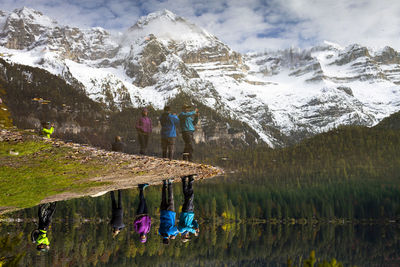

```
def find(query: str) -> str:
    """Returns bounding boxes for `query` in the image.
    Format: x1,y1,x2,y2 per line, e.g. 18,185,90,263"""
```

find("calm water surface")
1,178,399,267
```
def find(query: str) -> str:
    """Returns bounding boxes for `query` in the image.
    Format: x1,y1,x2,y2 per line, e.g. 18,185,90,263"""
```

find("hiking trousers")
161,137,175,159
38,202,56,231
160,183,175,212
182,175,194,212
136,189,148,215
182,131,194,161
138,132,150,155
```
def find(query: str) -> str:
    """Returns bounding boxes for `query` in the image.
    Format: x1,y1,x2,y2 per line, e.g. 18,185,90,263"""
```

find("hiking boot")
138,183,149,190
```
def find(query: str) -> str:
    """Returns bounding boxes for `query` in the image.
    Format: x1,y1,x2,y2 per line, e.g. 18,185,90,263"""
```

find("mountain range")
1,7,400,147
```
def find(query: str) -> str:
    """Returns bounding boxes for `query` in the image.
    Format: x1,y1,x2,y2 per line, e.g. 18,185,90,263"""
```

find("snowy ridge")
1,7,400,146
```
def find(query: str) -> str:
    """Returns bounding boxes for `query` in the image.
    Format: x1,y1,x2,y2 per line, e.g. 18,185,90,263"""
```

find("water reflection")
110,190,125,237
178,175,199,242
1,178,399,266
134,184,151,243
159,175,199,245
159,178,179,244
31,202,56,252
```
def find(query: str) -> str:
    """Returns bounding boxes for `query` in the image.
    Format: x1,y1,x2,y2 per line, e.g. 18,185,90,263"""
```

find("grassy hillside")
0,131,109,209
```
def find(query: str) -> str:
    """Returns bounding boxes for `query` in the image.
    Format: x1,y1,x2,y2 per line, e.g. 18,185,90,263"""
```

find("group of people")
40,103,200,161
110,175,199,245
135,104,199,161
31,175,198,251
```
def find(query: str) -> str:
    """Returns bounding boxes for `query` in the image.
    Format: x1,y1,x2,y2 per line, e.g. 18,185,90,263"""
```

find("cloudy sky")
0,0,399,52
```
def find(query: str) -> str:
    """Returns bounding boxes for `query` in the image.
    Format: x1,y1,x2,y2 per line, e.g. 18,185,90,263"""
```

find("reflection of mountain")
1,7,400,146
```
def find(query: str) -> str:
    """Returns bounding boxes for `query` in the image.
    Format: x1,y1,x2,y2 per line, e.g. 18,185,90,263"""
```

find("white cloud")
0,0,400,52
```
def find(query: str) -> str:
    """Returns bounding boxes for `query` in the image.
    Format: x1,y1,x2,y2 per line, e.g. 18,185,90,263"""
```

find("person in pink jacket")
135,108,152,155
134,184,151,243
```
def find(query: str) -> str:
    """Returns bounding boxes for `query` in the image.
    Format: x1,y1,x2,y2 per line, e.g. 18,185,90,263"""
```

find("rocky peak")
373,46,400,64
126,9,215,46
135,9,180,27
333,44,371,66
0,7,58,49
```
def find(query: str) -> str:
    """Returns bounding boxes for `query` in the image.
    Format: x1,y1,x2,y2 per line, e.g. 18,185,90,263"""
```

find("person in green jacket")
41,121,54,138
31,202,56,252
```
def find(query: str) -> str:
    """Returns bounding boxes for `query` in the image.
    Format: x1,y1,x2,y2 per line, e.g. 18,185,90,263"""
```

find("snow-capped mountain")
1,7,399,147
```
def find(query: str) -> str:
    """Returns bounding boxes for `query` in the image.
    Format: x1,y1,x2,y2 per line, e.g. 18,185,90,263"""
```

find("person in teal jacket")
159,106,180,159
178,104,199,161
158,179,179,244
178,175,199,242
41,121,54,138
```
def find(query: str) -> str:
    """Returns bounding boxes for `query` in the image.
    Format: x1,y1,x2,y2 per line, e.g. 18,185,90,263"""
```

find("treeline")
1,220,399,266
203,125,400,184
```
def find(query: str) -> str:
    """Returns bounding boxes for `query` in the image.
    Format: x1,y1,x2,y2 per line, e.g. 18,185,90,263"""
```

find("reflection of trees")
0,221,399,266
0,233,25,267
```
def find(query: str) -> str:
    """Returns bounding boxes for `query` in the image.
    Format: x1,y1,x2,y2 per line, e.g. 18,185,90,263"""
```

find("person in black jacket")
110,190,125,237
112,136,125,152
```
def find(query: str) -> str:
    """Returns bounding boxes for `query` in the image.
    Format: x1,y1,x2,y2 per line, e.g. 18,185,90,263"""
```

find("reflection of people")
110,190,125,237
178,175,199,242
158,179,178,244
178,105,199,161
159,106,179,160
31,202,56,251
112,136,125,152
41,121,54,138
135,108,152,155
134,184,151,243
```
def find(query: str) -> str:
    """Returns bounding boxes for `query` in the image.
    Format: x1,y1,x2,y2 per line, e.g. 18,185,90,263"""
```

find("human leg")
38,203,57,230
182,132,194,161
136,188,148,215
110,191,116,210
167,182,175,212
182,175,194,212
143,134,150,154
117,190,122,209
167,138,175,160
160,181,168,211
138,133,145,154
161,138,168,158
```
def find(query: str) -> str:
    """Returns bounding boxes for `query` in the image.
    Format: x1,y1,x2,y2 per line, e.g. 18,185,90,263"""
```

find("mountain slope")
0,7,400,146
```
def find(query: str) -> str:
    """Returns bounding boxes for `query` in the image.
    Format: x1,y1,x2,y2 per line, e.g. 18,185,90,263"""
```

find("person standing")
178,104,199,161
110,190,125,237
31,202,57,252
159,106,179,160
158,179,178,244
135,108,152,155
178,175,199,242
134,184,151,243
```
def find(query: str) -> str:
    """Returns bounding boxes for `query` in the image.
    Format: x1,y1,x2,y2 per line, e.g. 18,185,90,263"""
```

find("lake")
1,176,399,266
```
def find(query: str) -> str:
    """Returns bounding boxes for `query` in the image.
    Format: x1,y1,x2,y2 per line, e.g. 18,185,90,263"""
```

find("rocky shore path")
0,128,223,214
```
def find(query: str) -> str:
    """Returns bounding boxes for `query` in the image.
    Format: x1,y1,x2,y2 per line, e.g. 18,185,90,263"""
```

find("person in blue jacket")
178,175,199,242
159,179,179,244
178,104,199,161
159,106,180,160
